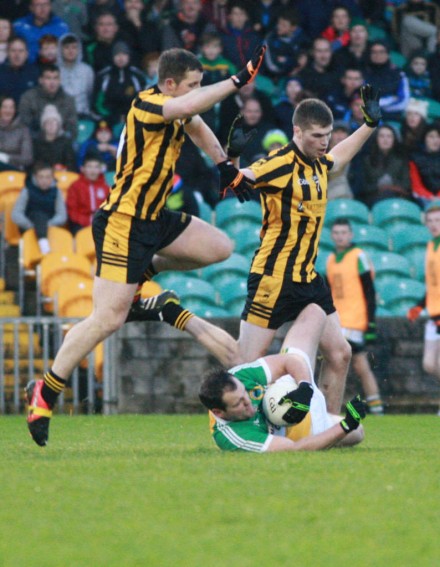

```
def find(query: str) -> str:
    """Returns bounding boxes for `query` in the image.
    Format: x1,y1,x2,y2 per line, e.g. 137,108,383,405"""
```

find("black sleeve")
360,271,376,324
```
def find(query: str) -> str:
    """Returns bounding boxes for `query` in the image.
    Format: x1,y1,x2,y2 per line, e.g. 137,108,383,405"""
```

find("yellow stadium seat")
56,277,94,317
74,225,95,262
0,170,26,211
54,170,80,197
3,200,21,245
140,280,163,298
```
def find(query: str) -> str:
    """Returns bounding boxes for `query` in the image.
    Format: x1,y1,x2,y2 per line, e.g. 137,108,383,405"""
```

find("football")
262,375,298,427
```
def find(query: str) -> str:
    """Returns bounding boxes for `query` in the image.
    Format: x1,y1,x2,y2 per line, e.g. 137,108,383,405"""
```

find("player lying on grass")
198,303,366,453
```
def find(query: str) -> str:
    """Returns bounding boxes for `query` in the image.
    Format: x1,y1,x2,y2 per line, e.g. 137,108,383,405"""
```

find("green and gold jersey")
249,142,334,283
101,85,190,220
209,359,273,453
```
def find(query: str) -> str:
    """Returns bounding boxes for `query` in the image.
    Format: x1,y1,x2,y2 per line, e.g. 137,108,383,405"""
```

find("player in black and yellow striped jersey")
26,45,267,446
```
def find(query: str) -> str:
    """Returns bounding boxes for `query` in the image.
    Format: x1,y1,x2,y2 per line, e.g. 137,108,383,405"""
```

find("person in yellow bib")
407,201,440,416
326,217,384,415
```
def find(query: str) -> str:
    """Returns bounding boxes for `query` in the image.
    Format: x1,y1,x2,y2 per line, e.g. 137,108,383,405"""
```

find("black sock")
161,302,194,330
42,369,66,407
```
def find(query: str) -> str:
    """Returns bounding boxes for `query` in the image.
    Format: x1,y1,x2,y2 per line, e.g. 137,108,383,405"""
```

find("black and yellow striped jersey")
101,85,190,220
249,141,334,283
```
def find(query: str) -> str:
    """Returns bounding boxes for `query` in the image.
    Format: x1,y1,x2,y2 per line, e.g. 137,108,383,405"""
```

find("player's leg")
422,321,440,414
328,414,365,447
153,215,233,272
236,320,276,363
318,311,352,414
352,351,384,415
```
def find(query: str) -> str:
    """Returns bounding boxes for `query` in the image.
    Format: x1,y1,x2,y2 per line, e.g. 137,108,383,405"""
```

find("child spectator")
198,31,236,132
0,17,12,64
261,128,289,154
401,97,429,152
66,154,110,235
142,52,159,88
0,96,33,172
410,125,440,208
93,41,145,125
263,7,310,81
405,50,432,99
220,0,261,69
57,33,95,119
321,5,352,52
325,66,364,120
37,33,58,68
11,161,67,254
33,103,77,171
77,119,117,171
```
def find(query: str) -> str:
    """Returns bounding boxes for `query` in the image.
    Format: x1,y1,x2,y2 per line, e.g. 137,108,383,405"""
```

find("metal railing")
0,316,118,415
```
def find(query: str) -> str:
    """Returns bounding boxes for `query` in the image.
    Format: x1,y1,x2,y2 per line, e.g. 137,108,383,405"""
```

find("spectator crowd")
1,0,440,234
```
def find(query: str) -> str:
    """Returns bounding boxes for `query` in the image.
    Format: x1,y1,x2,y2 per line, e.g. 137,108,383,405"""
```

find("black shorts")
347,340,366,354
241,272,335,330
93,208,191,284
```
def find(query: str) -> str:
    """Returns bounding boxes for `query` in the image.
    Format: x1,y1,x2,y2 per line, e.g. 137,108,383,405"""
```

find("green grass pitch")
1,414,439,567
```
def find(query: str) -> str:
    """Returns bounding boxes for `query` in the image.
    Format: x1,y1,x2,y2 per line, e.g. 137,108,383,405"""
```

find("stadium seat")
74,225,95,262
3,200,21,246
370,251,411,283
56,277,94,317
378,278,425,316
54,170,80,198
76,118,96,144
371,199,422,228
154,271,199,291
47,226,74,255
0,170,26,210
201,253,249,288
376,306,393,317
215,199,262,229
197,200,213,224
387,223,430,254
155,274,219,306
192,304,230,318
140,280,163,298
104,170,115,186
232,225,261,257
366,24,388,41
325,199,370,227
112,122,124,139
420,97,440,121
223,218,261,241
319,226,334,252
219,278,247,308
353,224,389,252
404,248,426,282
389,50,407,68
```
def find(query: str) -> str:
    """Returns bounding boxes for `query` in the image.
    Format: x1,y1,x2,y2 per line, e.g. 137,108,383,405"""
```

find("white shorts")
425,320,440,342
341,327,364,345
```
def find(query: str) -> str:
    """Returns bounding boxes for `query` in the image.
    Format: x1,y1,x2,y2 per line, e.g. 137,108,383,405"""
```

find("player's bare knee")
423,359,437,375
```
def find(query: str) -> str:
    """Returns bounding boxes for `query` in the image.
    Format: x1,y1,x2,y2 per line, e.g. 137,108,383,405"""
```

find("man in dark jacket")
0,37,39,104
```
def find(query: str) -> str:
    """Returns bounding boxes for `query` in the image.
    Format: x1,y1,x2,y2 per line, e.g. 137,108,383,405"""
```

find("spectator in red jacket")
66,154,110,235
321,5,351,52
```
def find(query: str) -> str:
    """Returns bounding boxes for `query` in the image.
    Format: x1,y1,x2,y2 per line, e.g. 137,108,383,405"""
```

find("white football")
262,375,298,427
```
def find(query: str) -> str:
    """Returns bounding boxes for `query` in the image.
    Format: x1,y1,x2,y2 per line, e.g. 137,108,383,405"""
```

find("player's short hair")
199,368,238,411
158,48,203,84
331,217,352,229
293,98,333,130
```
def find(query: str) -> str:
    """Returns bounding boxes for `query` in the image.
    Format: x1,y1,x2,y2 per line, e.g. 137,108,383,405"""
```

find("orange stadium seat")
54,170,80,198
74,225,95,262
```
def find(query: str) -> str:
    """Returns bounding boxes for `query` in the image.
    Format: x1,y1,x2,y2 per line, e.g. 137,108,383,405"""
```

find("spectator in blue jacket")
0,37,39,104
220,0,261,69
13,0,69,63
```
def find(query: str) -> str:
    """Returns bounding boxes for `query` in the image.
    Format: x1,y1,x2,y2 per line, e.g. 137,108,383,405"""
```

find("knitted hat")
406,98,428,120
262,129,289,151
112,41,131,57
40,104,62,128
95,120,112,135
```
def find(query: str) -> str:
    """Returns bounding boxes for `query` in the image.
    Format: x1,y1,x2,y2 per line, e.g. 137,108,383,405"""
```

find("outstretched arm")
185,115,227,165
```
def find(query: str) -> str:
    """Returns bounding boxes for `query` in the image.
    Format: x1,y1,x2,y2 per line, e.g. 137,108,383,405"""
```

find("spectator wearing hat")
410,124,440,208
262,128,289,154
57,33,95,118
18,62,78,139
93,40,145,125
0,96,33,172
66,154,110,235
321,5,351,52
0,37,39,105
263,7,310,81
13,0,69,64
364,40,410,121
77,120,117,171
401,98,429,152
32,103,77,170
332,18,371,73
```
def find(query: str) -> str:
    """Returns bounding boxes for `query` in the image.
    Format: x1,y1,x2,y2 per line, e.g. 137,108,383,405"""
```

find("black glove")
217,160,253,203
364,322,377,345
279,381,313,425
340,395,367,434
227,114,257,158
231,44,267,89
360,84,382,128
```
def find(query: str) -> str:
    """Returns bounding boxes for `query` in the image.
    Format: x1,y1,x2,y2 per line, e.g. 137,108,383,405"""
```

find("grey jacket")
0,116,33,169
12,185,67,230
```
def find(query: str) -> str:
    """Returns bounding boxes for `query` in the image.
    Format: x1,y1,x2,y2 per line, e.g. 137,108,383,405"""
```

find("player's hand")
227,114,257,158
231,44,267,89
217,160,253,202
360,84,382,128
364,322,377,345
340,395,367,434
279,381,313,425
407,305,423,322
